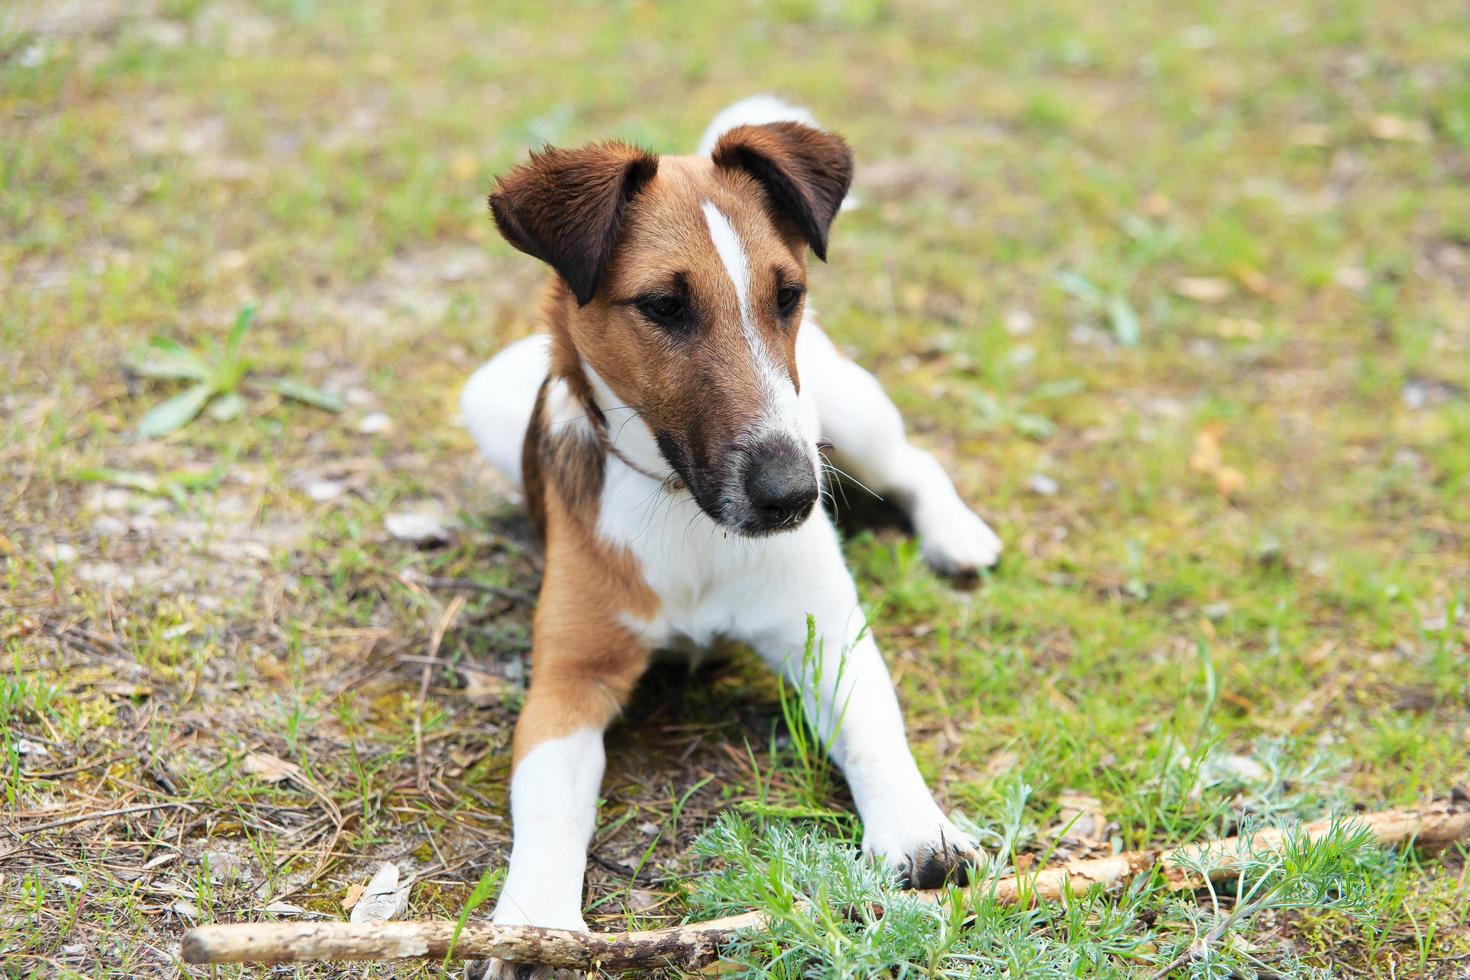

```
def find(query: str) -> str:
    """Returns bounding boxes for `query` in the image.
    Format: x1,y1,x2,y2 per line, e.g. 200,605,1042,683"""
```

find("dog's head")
490,122,853,536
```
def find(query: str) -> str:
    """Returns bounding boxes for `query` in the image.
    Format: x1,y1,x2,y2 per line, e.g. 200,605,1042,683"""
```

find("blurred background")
3,1,1467,976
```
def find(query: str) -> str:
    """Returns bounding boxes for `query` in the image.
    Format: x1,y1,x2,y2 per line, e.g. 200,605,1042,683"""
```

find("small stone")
44,542,77,564
77,562,135,589
136,20,187,48
1220,754,1269,782
92,515,128,537
15,738,48,758
1172,276,1232,303
1028,474,1060,497
1069,322,1110,347
1003,309,1035,335
1392,448,1423,470
1180,24,1215,49
1202,602,1233,621
358,412,392,434
87,488,132,512
385,509,454,547
1335,266,1369,291
305,479,346,502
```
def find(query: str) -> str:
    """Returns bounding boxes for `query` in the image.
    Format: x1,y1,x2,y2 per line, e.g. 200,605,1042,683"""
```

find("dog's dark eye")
776,284,805,318
635,294,687,329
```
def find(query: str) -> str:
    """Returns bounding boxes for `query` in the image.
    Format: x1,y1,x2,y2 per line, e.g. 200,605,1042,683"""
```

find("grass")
2,0,1468,976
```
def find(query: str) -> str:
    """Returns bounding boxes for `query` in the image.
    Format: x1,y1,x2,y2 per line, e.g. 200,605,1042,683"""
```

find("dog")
460,96,1003,979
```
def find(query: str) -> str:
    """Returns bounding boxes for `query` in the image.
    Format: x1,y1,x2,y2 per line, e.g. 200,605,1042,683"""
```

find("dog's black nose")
744,442,819,532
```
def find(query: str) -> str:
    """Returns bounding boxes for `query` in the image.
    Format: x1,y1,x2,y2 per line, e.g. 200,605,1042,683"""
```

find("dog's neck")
543,289,680,490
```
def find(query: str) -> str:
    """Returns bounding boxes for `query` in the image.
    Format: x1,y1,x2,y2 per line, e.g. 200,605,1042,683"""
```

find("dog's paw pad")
918,506,1002,575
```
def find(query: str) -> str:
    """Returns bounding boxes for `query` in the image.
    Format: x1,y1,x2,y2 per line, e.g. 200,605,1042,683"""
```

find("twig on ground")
182,801,1470,970
397,570,534,605
414,594,467,796
12,801,198,835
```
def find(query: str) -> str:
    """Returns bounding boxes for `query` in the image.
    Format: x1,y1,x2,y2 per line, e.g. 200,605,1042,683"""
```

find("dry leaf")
450,153,477,181
101,682,152,699
1189,424,1226,474
1214,466,1247,498
342,882,365,911
1172,276,1233,303
459,667,510,707
1232,265,1274,298
627,888,661,912
984,749,1020,778
1055,790,1110,844
241,751,300,784
1190,424,1246,498
142,853,177,872
1140,192,1171,217
1217,318,1264,341
1368,114,1430,143
350,863,411,923
1289,123,1332,147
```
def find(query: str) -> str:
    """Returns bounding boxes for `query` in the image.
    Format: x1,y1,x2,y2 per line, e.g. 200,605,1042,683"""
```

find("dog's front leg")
749,543,980,887
468,612,650,980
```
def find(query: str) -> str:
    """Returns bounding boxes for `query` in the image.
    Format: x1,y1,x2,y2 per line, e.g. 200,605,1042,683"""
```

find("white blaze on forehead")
701,201,756,340
700,200,815,461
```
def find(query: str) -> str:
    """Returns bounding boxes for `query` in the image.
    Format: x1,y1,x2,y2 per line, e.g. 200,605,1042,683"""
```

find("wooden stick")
181,802,1470,971
181,912,767,970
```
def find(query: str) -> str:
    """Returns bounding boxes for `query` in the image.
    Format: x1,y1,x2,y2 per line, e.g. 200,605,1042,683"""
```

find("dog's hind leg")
461,333,551,494
799,320,1002,573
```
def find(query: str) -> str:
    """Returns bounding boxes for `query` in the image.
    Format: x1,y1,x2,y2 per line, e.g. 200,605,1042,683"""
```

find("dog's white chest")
595,458,838,654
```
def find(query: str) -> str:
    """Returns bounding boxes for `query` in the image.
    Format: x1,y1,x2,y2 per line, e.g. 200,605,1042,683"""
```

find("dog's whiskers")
821,458,883,501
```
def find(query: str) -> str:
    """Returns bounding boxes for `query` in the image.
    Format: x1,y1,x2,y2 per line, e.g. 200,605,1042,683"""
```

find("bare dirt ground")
3,0,1468,976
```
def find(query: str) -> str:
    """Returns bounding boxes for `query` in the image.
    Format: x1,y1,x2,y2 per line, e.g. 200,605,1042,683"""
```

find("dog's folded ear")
489,142,659,306
712,122,853,261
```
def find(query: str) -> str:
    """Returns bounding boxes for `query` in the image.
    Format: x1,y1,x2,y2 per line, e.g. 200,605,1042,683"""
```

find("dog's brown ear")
489,142,658,306
712,122,853,261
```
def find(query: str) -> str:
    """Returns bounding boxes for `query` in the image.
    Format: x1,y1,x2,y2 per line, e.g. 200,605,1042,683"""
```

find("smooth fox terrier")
460,96,1002,978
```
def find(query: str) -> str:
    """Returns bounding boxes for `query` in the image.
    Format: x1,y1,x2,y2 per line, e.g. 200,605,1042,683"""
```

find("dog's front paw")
464,960,584,980
864,816,982,889
917,503,1002,575
464,903,588,980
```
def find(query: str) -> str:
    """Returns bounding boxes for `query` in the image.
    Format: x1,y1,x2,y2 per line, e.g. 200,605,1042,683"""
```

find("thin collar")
580,383,684,490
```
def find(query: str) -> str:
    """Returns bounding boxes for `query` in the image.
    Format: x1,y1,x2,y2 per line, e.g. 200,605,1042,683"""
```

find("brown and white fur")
460,97,1002,979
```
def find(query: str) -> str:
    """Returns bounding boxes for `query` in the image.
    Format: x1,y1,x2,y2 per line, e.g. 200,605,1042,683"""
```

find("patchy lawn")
2,0,1467,976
